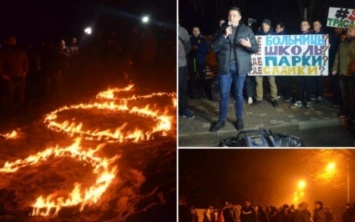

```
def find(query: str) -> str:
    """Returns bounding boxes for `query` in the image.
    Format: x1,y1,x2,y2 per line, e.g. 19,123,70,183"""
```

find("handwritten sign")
327,7,355,28
250,34,330,76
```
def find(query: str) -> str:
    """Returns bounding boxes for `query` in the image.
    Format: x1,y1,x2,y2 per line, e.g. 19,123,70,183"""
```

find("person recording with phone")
210,7,258,132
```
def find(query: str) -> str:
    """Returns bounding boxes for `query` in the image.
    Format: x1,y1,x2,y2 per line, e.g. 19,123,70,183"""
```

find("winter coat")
343,208,351,222
212,23,258,75
189,34,209,65
276,210,289,222
276,30,287,35
294,209,311,222
347,38,355,76
224,207,237,222
313,208,326,222
256,29,276,36
240,206,257,222
179,25,191,67
0,46,29,80
332,39,352,77
258,210,268,222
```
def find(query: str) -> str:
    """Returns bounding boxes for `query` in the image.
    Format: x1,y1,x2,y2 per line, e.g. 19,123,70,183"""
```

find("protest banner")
250,34,330,76
327,7,355,28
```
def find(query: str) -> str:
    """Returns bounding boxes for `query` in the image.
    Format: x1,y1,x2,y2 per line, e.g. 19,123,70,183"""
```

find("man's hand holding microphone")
224,21,252,48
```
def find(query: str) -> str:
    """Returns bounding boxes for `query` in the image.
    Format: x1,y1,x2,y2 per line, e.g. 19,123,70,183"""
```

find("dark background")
0,0,176,44
179,0,354,35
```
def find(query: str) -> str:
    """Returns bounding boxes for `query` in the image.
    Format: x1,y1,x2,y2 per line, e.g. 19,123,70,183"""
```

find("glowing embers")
0,130,18,140
44,84,175,143
0,138,119,216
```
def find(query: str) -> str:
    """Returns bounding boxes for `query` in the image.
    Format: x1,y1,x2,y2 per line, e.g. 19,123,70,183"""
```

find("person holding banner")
290,20,313,110
254,18,279,107
210,7,258,132
312,20,325,104
275,22,292,102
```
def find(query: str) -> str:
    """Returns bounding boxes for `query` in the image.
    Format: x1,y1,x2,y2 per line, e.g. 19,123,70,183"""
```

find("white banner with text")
250,34,330,76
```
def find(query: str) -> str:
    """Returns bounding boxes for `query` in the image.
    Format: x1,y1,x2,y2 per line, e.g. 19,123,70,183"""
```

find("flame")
0,130,18,139
96,84,134,100
0,83,175,218
0,138,119,216
44,84,175,142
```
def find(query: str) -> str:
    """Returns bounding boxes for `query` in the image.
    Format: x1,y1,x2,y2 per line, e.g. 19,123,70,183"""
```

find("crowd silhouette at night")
180,198,355,222
0,23,175,119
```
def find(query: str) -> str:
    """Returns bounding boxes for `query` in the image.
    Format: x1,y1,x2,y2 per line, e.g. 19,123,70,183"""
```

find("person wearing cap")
313,201,326,222
254,18,279,107
210,7,258,132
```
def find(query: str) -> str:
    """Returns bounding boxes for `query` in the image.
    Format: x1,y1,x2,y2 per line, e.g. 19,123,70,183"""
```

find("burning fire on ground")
44,84,176,142
0,84,176,219
0,138,119,216
0,130,18,140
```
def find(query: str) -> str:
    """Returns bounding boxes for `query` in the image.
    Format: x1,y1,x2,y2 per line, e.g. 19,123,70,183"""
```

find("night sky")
179,149,355,218
179,0,354,35
0,0,176,43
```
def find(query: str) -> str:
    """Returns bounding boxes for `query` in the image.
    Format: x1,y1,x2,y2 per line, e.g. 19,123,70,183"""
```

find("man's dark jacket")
212,23,258,75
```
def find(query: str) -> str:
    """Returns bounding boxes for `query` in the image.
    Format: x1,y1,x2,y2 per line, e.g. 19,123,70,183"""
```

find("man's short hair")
301,20,310,26
277,22,286,29
229,7,242,15
313,19,322,25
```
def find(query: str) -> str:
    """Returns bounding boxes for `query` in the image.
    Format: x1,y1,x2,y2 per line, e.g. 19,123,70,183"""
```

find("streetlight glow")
298,180,306,189
326,162,336,172
142,16,149,23
84,27,92,35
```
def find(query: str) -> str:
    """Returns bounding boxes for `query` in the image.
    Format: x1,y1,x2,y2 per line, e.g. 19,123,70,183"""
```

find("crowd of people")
178,7,355,137
180,199,355,222
0,22,175,119
0,35,76,114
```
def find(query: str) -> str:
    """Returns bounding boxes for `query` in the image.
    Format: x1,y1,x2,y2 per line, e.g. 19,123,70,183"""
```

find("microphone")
226,21,232,38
